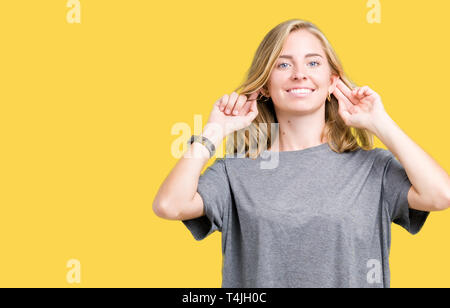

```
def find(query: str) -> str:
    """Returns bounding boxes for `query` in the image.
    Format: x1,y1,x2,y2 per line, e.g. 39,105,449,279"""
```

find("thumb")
337,100,351,124
246,98,259,118
247,89,260,102
242,90,259,118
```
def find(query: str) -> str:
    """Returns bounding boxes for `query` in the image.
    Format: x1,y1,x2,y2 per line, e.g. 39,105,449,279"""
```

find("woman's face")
266,30,338,114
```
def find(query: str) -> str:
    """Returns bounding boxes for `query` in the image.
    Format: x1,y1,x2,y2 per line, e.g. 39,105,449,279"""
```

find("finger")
239,99,252,115
355,86,372,100
336,79,359,105
333,86,354,111
231,94,248,115
357,87,364,97
339,106,352,125
362,86,376,97
219,94,229,111
239,90,260,115
357,86,368,97
246,99,259,118
247,89,260,102
352,87,362,98
243,93,260,115
224,92,239,115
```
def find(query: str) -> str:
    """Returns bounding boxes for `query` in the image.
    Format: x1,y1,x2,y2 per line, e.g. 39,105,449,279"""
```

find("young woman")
153,19,450,288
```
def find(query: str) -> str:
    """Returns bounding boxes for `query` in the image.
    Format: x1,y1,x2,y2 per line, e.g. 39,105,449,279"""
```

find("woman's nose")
291,68,307,80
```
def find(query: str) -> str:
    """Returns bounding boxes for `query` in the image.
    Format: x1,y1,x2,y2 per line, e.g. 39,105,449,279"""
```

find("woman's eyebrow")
278,53,323,59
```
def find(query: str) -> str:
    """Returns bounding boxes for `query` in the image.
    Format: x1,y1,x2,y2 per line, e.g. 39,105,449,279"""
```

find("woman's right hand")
205,91,260,138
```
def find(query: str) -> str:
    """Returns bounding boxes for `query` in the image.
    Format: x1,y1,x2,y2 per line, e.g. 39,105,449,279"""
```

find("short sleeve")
182,158,232,241
381,150,429,235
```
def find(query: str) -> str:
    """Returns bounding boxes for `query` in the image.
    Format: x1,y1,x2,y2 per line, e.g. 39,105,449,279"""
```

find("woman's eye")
278,63,290,69
278,61,320,69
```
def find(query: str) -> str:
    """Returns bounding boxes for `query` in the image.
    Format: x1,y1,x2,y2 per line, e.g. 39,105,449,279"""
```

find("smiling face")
265,29,338,114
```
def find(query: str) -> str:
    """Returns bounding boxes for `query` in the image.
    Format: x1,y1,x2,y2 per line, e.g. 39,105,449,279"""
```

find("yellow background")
0,0,448,287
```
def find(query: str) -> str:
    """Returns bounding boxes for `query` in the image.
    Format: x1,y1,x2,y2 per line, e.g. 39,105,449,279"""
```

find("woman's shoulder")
351,146,397,169
360,146,394,159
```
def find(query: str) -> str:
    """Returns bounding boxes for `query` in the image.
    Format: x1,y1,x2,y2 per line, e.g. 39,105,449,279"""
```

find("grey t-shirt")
182,142,429,288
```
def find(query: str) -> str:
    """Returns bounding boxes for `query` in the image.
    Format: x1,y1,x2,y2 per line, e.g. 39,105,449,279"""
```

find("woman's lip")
286,89,315,98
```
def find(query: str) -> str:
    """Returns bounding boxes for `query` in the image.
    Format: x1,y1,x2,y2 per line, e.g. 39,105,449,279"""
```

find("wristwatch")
187,135,216,158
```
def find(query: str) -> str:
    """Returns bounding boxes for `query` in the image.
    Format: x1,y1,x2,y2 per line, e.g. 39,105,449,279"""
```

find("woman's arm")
152,124,224,220
152,90,260,220
371,114,450,212
333,79,450,212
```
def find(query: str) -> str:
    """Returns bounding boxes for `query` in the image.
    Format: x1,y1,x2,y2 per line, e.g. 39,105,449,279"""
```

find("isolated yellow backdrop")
0,0,448,287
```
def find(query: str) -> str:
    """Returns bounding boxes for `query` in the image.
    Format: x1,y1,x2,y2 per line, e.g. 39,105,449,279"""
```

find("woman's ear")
261,85,270,97
329,74,339,95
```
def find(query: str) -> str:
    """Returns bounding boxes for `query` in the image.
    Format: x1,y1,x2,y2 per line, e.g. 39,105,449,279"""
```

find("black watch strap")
187,135,216,158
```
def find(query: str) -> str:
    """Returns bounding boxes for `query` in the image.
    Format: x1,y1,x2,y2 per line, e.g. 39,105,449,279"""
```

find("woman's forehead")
281,30,325,57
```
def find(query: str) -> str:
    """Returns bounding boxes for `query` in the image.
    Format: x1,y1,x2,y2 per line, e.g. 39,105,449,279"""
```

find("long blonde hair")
226,19,374,159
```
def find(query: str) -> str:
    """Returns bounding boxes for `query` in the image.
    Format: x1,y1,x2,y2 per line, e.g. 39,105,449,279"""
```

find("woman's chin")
276,100,324,114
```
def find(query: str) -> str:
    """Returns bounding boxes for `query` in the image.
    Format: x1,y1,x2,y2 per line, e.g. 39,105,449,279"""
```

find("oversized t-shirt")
181,142,430,288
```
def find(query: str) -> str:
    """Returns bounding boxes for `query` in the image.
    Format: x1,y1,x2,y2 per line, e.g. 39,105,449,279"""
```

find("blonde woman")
153,19,450,288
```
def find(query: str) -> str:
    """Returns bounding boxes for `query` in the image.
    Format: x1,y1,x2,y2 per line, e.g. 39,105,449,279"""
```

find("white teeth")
289,88,313,94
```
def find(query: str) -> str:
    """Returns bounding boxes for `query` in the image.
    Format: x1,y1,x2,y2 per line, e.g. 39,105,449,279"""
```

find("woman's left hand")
332,78,388,133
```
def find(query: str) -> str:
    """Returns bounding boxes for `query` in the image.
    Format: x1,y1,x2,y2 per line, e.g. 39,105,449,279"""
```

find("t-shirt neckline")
262,142,330,156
